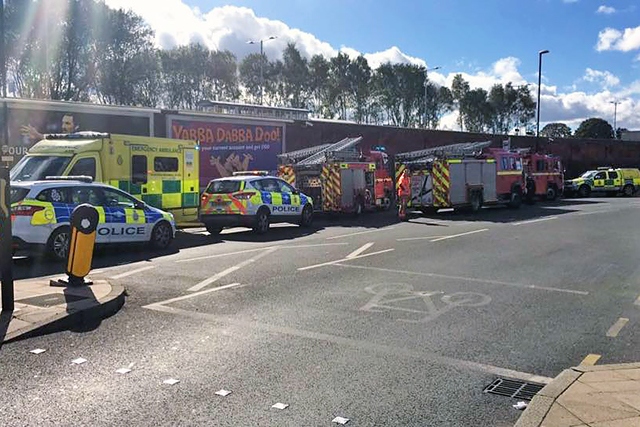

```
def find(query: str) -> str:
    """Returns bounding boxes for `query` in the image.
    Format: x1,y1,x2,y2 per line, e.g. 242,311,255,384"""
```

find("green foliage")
574,118,614,139
541,123,572,138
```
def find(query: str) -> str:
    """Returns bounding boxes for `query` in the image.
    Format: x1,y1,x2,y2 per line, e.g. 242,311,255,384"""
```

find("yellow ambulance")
10,132,200,226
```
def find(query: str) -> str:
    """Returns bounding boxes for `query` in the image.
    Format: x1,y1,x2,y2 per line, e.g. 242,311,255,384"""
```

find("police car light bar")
232,171,269,176
44,175,94,183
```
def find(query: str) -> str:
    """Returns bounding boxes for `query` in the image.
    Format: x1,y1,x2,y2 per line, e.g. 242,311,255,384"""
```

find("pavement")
1,196,640,426
516,362,640,426
0,274,125,343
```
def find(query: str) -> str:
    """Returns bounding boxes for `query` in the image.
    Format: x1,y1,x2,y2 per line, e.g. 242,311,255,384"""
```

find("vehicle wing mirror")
135,200,145,210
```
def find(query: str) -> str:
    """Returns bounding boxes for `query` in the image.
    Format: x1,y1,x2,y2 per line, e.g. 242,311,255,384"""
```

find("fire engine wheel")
507,188,522,209
623,184,635,197
546,186,558,201
578,185,591,198
299,205,313,227
253,208,270,235
47,226,71,262
470,191,483,213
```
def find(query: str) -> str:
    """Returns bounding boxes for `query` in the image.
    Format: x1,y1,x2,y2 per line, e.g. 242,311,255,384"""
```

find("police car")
10,177,176,261
199,171,313,235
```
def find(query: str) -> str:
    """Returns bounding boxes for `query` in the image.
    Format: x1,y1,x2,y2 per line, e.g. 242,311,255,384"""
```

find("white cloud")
596,5,616,14
582,68,620,89
596,26,640,52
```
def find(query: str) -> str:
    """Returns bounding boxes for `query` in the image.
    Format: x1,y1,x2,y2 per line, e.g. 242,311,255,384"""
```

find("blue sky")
106,0,640,129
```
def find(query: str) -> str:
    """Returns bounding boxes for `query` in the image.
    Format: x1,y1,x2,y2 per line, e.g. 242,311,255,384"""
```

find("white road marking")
333,264,589,296
297,249,395,271
606,317,629,337
176,247,275,263
326,227,395,240
188,247,278,292
634,295,640,306
429,228,489,242
577,210,615,216
511,216,558,226
282,243,349,249
110,265,156,279
346,242,374,259
145,304,553,384
143,283,243,308
396,236,446,242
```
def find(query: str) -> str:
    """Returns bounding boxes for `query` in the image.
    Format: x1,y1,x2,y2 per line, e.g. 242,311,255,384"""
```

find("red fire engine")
394,141,526,215
521,150,564,202
277,137,394,214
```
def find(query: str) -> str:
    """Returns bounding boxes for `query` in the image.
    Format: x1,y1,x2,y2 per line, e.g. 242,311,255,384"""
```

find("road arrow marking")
346,242,374,259
606,317,629,337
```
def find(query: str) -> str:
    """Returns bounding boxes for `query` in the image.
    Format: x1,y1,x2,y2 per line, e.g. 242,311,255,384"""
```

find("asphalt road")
2,196,640,426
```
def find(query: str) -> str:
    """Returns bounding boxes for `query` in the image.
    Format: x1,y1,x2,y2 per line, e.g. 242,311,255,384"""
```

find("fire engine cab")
521,151,564,202
394,141,525,215
277,136,393,215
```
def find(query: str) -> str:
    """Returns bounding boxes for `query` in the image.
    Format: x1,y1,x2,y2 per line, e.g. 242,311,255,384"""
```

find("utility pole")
247,36,277,105
0,0,14,313
423,66,441,129
610,100,619,139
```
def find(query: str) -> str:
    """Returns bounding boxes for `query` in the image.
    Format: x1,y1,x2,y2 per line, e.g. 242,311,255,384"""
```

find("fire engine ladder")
396,141,493,162
277,143,332,163
296,136,363,166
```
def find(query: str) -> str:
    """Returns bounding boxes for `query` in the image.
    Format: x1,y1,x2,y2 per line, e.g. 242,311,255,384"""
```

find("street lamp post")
536,50,549,138
610,100,619,139
424,66,441,129
247,36,277,105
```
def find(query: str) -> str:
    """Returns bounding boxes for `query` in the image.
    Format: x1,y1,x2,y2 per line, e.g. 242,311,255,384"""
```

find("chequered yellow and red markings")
432,161,451,207
322,164,342,211
279,165,296,185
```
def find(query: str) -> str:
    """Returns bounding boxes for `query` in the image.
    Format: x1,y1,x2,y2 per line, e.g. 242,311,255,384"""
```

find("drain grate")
483,378,545,401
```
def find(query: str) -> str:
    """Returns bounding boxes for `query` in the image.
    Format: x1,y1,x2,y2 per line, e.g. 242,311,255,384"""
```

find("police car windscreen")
10,156,71,181
206,180,242,194
10,188,29,203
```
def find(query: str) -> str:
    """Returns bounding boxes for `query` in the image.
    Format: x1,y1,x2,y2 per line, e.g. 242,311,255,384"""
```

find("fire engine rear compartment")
449,160,498,205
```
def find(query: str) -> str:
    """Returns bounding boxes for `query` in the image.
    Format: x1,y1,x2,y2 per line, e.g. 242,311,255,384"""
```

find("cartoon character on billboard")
210,152,254,177
20,113,78,143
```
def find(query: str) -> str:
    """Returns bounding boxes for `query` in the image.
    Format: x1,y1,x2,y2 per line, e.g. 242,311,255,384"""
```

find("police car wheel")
299,205,313,227
47,227,70,262
253,209,270,235
150,221,173,249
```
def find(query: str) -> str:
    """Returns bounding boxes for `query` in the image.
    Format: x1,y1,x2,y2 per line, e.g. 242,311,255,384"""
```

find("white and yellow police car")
10,177,176,261
199,171,313,235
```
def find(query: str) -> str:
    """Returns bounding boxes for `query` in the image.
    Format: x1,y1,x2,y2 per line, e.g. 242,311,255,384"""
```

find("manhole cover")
483,378,545,401
17,293,87,307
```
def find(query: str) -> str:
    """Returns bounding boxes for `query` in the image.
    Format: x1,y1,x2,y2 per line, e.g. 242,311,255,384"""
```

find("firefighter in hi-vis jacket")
397,169,410,221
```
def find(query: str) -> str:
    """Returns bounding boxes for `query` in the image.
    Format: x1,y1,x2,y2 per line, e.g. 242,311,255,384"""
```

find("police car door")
259,178,284,219
276,178,303,219
101,188,148,242
70,187,110,244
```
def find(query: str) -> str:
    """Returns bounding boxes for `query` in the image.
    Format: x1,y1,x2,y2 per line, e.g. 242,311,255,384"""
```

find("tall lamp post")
536,49,549,138
247,36,277,105
424,66,440,128
610,100,619,139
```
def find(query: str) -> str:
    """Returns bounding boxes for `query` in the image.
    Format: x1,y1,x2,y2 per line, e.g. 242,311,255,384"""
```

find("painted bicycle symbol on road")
360,283,491,323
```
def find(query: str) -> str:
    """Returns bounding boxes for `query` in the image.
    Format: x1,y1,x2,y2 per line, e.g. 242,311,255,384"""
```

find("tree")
281,42,310,108
488,83,518,134
425,83,453,129
574,118,614,139
239,53,266,103
93,7,159,106
308,54,331,118
514,85,536,134
616,127,628,140
461,88,492,132
208,50,239,102
372,63,401,125
540,123,572,138
451,74,470,130
348,55,372,123
328,52,352,120
160,43,213,109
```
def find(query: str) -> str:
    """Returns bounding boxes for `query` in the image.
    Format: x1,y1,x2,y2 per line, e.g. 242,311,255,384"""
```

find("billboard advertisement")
170,118,284,182
1,101,152,166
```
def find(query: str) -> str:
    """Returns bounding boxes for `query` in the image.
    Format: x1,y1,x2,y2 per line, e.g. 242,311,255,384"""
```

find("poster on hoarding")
170,119,284,182
0,102,152,167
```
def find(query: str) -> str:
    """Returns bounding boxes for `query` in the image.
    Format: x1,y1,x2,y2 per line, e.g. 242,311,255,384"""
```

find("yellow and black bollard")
50,204,99,287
